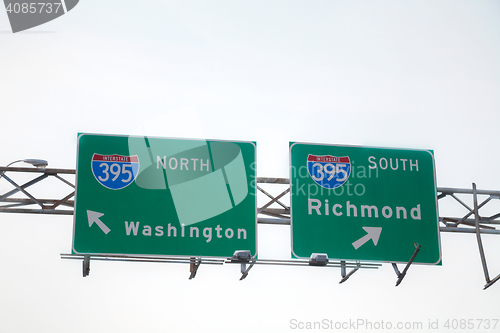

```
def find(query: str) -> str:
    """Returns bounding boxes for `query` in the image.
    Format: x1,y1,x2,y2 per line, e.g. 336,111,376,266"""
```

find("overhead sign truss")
1,166,500,288
0,166,75,215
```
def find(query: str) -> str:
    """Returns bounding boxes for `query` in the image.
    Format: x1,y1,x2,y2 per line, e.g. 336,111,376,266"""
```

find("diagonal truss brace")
339,260,361,284
472,183,500,290
0,167,75,214
257,188,290,215
438,186,500,234
392,243,421,287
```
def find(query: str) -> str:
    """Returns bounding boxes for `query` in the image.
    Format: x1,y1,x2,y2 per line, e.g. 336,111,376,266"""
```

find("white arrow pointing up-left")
87,210,111,234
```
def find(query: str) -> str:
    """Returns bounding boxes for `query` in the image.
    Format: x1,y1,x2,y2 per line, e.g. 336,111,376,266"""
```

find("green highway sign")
73,133,257,257
290,142,441,265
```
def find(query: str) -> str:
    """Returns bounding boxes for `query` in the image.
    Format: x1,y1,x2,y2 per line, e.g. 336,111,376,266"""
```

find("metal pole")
473,183,490,283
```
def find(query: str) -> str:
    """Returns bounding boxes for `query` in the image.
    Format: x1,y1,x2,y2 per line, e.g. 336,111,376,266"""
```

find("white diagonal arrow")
352,227,382,250
87,210,111,234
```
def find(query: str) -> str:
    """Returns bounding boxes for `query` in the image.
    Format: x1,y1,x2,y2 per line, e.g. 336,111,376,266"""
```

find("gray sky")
1,1,500,332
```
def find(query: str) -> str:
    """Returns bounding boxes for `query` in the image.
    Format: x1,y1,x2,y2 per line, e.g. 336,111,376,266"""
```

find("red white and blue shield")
307,154,351,189
91,154,140,190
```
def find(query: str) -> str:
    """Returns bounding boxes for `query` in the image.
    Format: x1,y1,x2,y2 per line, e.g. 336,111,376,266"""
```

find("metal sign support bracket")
83,255,90,277
392,243,421,286
339,260,361,284
240,258,256,280
189,257,202,279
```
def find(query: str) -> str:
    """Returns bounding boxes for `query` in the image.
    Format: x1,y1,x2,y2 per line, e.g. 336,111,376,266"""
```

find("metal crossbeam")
0,167,75,215
256,177,500,235
2,169,499,288
2,170,500,235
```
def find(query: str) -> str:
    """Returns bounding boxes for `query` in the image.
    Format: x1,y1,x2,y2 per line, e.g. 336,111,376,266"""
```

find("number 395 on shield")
307,154,351,189
91,154,140,190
